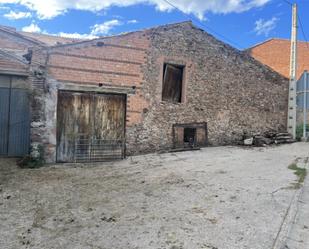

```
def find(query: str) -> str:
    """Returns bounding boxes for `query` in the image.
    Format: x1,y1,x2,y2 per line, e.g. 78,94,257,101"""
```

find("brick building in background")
0,22,289,163
248,38,309,79
248,38,309,133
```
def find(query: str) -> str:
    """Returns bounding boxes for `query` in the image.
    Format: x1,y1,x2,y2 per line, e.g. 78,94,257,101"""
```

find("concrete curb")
272,158,309,249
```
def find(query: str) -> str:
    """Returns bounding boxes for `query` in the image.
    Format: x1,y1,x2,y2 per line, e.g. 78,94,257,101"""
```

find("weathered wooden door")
0,75,30,156
56,91,126,162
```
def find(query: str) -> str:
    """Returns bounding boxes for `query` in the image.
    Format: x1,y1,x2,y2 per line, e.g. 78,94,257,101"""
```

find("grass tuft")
288,163,307,189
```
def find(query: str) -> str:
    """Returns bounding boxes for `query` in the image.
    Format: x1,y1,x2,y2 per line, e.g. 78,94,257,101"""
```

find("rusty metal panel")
56,91,126,163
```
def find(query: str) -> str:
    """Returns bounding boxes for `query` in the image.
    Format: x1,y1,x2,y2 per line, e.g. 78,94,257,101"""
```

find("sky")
0,0,308,50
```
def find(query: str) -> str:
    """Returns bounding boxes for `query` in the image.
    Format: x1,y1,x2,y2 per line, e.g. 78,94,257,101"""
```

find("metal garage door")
0,75,30,156
56,91,126,163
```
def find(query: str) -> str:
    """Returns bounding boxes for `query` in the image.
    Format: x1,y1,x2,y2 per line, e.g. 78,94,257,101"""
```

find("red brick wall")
0,30,37,51
0,55,28,74
249,39,309,79
46,31,150,127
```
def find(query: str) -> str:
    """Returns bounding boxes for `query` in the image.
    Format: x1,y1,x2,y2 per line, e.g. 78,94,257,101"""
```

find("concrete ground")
0,143,309,249
283,157,309,249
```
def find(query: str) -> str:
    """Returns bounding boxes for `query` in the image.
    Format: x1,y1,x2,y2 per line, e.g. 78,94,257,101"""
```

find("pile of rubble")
243,132,295,147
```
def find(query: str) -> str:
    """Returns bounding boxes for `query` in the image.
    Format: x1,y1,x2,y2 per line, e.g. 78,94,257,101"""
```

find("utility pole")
287,3,298,139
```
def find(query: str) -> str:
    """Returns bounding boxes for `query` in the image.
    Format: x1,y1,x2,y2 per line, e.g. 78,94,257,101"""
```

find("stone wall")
126,22,289,154
30,22,289,162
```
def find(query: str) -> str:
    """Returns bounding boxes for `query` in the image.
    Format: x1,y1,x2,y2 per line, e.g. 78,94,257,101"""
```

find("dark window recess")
172,122,208,149
184,128,196,147
162,63,184,103
96,41,104,47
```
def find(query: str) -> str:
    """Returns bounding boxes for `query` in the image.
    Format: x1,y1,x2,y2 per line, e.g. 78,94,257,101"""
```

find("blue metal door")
8,88,30,156
0,87,10,155
0,75,30,157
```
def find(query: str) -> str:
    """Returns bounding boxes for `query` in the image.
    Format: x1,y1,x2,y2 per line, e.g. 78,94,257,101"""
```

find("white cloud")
58,19,125,38
0,0,271,20
0,6,10,10
254,17,279,36
58,32,97,39
22,23,41,32
127,19,138,24
4,10,32,19
90,19,122,36
20,19,123,39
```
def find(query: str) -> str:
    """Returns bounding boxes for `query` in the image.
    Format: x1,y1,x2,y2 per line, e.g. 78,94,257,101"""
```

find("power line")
161,0,244,49
281,0,309,51
162,0,309,50
281,0,293,6
297,13,309,51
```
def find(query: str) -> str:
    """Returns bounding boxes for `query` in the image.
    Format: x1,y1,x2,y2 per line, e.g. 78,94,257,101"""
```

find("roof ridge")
46,20,193,49
0,49,28,65
246,38,275,50
19,30,84,41
0,26,46,46
247,37,309,50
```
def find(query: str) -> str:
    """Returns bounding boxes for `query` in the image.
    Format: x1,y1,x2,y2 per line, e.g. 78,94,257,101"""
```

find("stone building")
0,21,289,163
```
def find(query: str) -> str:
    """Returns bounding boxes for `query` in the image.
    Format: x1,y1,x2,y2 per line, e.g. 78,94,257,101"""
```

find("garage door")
56,91,126,163
0,75,30,156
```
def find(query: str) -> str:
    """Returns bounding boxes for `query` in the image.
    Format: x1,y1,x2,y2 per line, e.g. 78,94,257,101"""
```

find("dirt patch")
1,143,309,249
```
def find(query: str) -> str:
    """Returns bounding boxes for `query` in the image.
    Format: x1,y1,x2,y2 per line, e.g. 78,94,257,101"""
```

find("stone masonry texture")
125,22,289,154
0,22,289,162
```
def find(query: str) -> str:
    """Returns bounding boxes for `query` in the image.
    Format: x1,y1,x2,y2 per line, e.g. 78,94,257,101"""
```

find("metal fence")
74,137,124,162
296,71,309,139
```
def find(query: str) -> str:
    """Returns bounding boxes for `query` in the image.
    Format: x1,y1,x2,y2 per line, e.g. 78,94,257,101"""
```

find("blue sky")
0,0,308,50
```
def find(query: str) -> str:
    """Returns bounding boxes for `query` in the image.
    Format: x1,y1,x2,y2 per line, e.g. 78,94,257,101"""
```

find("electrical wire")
282,0,293,6
297,13,309,51
281,0,309,51
163,0,309,51
161,0,244,49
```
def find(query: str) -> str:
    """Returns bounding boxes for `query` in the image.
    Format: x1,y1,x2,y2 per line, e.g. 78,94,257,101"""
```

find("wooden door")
56,91,126,163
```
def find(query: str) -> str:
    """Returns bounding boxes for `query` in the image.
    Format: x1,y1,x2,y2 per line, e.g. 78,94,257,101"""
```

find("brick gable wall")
248,39,309,79
46,31,150,127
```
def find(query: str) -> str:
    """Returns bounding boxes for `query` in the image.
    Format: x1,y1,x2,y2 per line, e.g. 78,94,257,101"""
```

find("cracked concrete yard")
1,143,309,249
